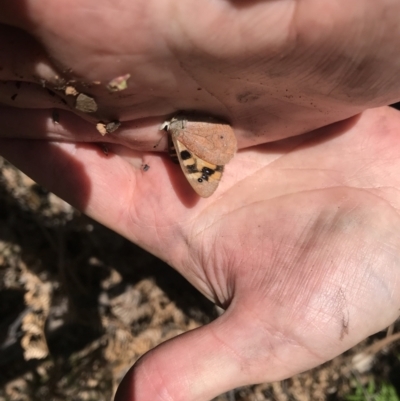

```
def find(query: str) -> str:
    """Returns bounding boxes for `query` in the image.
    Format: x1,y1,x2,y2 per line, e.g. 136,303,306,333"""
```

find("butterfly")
161,114,237,198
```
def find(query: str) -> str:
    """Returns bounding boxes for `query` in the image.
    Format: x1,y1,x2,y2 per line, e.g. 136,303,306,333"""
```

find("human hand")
1,0,400,146
2,106,400,401
1,2,400,401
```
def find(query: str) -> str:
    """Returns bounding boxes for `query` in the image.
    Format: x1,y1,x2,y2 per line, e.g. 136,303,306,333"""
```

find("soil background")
0,156,399,401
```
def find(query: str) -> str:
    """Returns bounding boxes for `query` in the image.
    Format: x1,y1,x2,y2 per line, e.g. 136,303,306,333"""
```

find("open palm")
1,1,400,401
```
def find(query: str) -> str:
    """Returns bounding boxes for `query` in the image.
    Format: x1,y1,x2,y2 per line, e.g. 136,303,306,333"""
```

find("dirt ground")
0,156,399,401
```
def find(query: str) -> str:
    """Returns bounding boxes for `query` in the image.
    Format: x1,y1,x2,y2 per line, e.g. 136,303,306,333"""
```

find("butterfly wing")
168,115,236,165
170,135,224,198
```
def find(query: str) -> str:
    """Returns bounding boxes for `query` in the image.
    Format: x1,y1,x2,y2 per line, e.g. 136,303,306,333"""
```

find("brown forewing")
169,115,237,165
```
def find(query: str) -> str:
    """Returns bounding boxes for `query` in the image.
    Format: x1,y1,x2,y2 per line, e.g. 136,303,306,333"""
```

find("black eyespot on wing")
199,171,211,182
186,164,198,174
196,165,224,183
202,167,215,176
180,150,192,160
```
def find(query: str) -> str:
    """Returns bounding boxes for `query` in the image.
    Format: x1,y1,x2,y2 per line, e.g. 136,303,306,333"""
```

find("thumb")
115,308,248,401
114,306,315,401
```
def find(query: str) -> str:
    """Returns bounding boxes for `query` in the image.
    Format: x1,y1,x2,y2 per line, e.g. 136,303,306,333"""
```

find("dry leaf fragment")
105,121,121,133
96,121,121,136
65,85,79,96
107,74,131,92
75,93,98,113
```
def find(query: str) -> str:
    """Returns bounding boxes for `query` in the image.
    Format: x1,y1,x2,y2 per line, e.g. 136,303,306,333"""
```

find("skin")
1,1,400,400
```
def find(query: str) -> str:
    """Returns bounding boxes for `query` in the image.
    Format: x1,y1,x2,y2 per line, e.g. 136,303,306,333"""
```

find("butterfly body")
162,114,237,198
